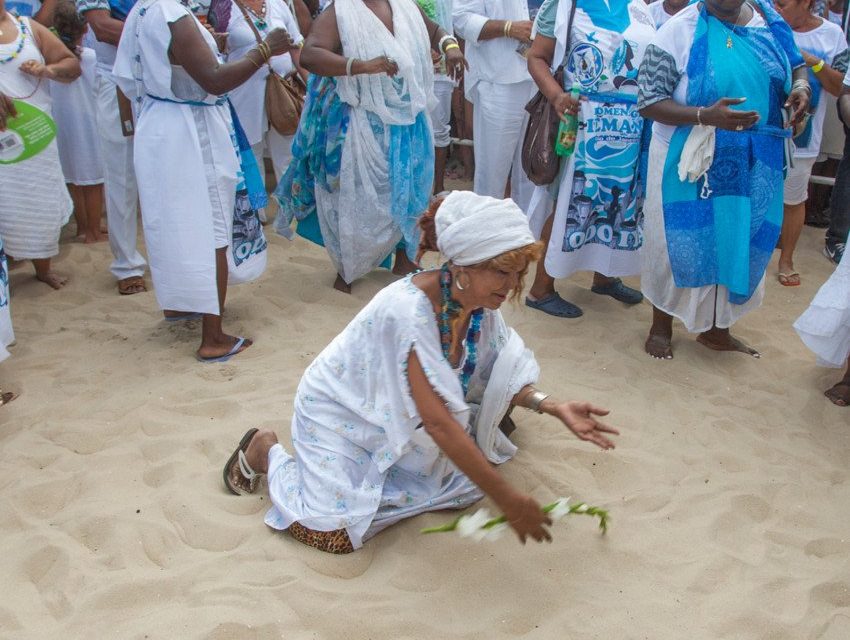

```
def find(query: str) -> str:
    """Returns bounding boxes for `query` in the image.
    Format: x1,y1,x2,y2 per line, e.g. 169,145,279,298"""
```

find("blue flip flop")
525,293,583,318
164,312,203,323
591,278,644,305
197,337,250,364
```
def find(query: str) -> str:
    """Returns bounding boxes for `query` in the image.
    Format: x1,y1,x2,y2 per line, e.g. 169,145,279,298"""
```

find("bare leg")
434,145,448,195
82,184,107,243
825,357,850,406
392,247,419,277
528,212,556,300
645,306,674,360
243,428,278,474
32,258,67,289
778,201,804,285
69,184,86,241
197,248,252,359
333,273,352,294
697,326,760,358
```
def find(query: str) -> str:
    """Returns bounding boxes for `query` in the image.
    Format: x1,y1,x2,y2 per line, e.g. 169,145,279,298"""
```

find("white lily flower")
457,508,492,539
548,497,572,522
574,503,589,513
482,522,509,541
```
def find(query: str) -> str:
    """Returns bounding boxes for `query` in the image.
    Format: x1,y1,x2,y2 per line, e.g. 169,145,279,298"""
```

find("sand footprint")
22,543,73,619
805,537,848,559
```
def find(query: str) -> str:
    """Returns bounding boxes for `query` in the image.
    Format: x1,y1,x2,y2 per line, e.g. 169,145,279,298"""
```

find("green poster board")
0,100,56,165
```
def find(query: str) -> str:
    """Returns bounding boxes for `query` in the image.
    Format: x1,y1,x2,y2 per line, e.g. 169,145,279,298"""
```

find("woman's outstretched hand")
0,93,17,131
701,97,760,131
551,401,619,450
498,491,553,544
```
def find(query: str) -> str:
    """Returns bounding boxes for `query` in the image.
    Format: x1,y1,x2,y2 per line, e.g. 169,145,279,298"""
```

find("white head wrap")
435,191,536,266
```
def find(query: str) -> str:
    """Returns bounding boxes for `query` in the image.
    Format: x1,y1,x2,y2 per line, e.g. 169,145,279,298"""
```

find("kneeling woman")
223,191,619,553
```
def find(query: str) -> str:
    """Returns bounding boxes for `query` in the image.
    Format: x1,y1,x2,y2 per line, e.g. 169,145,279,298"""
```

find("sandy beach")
0,218,848,640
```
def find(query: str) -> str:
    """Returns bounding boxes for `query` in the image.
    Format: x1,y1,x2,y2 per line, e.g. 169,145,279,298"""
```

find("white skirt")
0,139,73,259
641,136,765,334
794,236,850,368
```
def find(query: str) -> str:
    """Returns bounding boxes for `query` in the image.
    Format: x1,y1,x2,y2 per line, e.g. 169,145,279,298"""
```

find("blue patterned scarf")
662,0,802,305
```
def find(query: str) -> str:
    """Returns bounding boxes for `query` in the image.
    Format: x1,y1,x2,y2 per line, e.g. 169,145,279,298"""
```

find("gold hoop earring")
455,270,470,291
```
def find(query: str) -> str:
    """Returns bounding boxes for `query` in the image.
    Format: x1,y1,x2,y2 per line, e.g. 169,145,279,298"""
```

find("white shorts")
783,156,817,205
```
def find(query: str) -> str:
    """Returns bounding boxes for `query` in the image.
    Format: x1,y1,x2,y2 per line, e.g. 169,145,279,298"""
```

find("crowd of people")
1,0,849,547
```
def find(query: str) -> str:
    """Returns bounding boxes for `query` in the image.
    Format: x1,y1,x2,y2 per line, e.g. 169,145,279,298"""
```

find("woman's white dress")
0,16,73,260
0,237,14,362
794,235,850,368
113,0,239,315
264,276,540,548
225,0,302,177
50,47,104,186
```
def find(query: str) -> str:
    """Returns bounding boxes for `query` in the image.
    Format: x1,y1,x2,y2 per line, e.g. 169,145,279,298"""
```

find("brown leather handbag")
234,0,305,136
520,0,577,186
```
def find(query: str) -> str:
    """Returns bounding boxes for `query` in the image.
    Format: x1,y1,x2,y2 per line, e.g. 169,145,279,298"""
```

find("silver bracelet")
791,78,812,95
438,34,457,54
525,389,550,414
696,106,703,126
345,57,356,76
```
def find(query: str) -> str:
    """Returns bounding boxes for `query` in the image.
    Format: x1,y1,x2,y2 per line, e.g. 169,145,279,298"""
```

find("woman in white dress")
0,0,80,289
225,0,306,218
113,0,292,361
223,191,619,553
50,0,106,244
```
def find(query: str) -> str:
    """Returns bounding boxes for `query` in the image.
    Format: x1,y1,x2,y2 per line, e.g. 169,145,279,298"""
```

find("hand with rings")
552,90,580,122
444,45,469,82
364,55,400,76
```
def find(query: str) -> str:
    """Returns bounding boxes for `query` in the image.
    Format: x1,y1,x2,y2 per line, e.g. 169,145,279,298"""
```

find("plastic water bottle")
555,82,582,157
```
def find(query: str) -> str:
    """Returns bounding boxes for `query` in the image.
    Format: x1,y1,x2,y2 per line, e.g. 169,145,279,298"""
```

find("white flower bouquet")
420,497,609,541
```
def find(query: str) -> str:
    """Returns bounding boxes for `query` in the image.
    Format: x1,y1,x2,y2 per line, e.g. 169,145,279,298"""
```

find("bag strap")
233,0,275,72
556,0,578,73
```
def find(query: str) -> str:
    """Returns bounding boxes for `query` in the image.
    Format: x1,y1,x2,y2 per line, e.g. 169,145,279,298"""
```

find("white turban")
435,191,536,266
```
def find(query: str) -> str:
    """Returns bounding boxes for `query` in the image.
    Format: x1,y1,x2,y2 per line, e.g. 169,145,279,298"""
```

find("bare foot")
36,271,68,289
696,328,760,358
333,273,352,294
84,232,109,244
197,335,253,361
163,310,199,320
824,381,850,407
645,333,673,360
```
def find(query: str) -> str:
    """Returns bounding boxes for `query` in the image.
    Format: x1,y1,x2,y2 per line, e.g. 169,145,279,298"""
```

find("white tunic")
113,0,239,315
0,17,73,260
264,276,540,548
0,237,14,363
794,234,850,368
225,0,303,146
50,47,104,185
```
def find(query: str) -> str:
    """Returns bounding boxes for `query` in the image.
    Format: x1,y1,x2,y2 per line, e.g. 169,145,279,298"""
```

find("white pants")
431,78,454,148
96,74,146,281
472,80,536,211
252,127,294,221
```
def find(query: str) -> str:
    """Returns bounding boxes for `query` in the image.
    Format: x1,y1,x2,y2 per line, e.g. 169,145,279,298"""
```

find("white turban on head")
435,191,536,266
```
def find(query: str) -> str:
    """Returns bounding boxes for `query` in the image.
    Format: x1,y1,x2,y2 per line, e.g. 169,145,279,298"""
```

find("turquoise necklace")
0,17,27,66
244,1,268,29
438,264,483,397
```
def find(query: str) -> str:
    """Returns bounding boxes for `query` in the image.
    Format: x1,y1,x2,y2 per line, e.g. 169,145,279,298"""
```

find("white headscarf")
435,191,536,266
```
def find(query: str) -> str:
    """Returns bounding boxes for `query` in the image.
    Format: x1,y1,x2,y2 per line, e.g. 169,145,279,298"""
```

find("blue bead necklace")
439,264,483,397
0,17,27,66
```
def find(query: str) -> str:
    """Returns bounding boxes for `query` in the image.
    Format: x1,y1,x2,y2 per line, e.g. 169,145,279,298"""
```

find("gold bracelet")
504,20,512,38
247,50,263,69
444,43,460,52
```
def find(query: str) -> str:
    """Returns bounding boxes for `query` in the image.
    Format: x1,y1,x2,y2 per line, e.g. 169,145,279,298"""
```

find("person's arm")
19,19,81,82
33,0,58,26
838,84,850,126
786,64,812,126
298,6,398,77
407,351,552,544
0,93,18,131
412,5,468,80
512,386,619,450
453,0,531,43
527,34,579,118
80,5,125,46
169,17,292,95
291,0,312,35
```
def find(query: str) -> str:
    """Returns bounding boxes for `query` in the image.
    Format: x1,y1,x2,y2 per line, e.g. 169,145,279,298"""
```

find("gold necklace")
713,4,746,48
